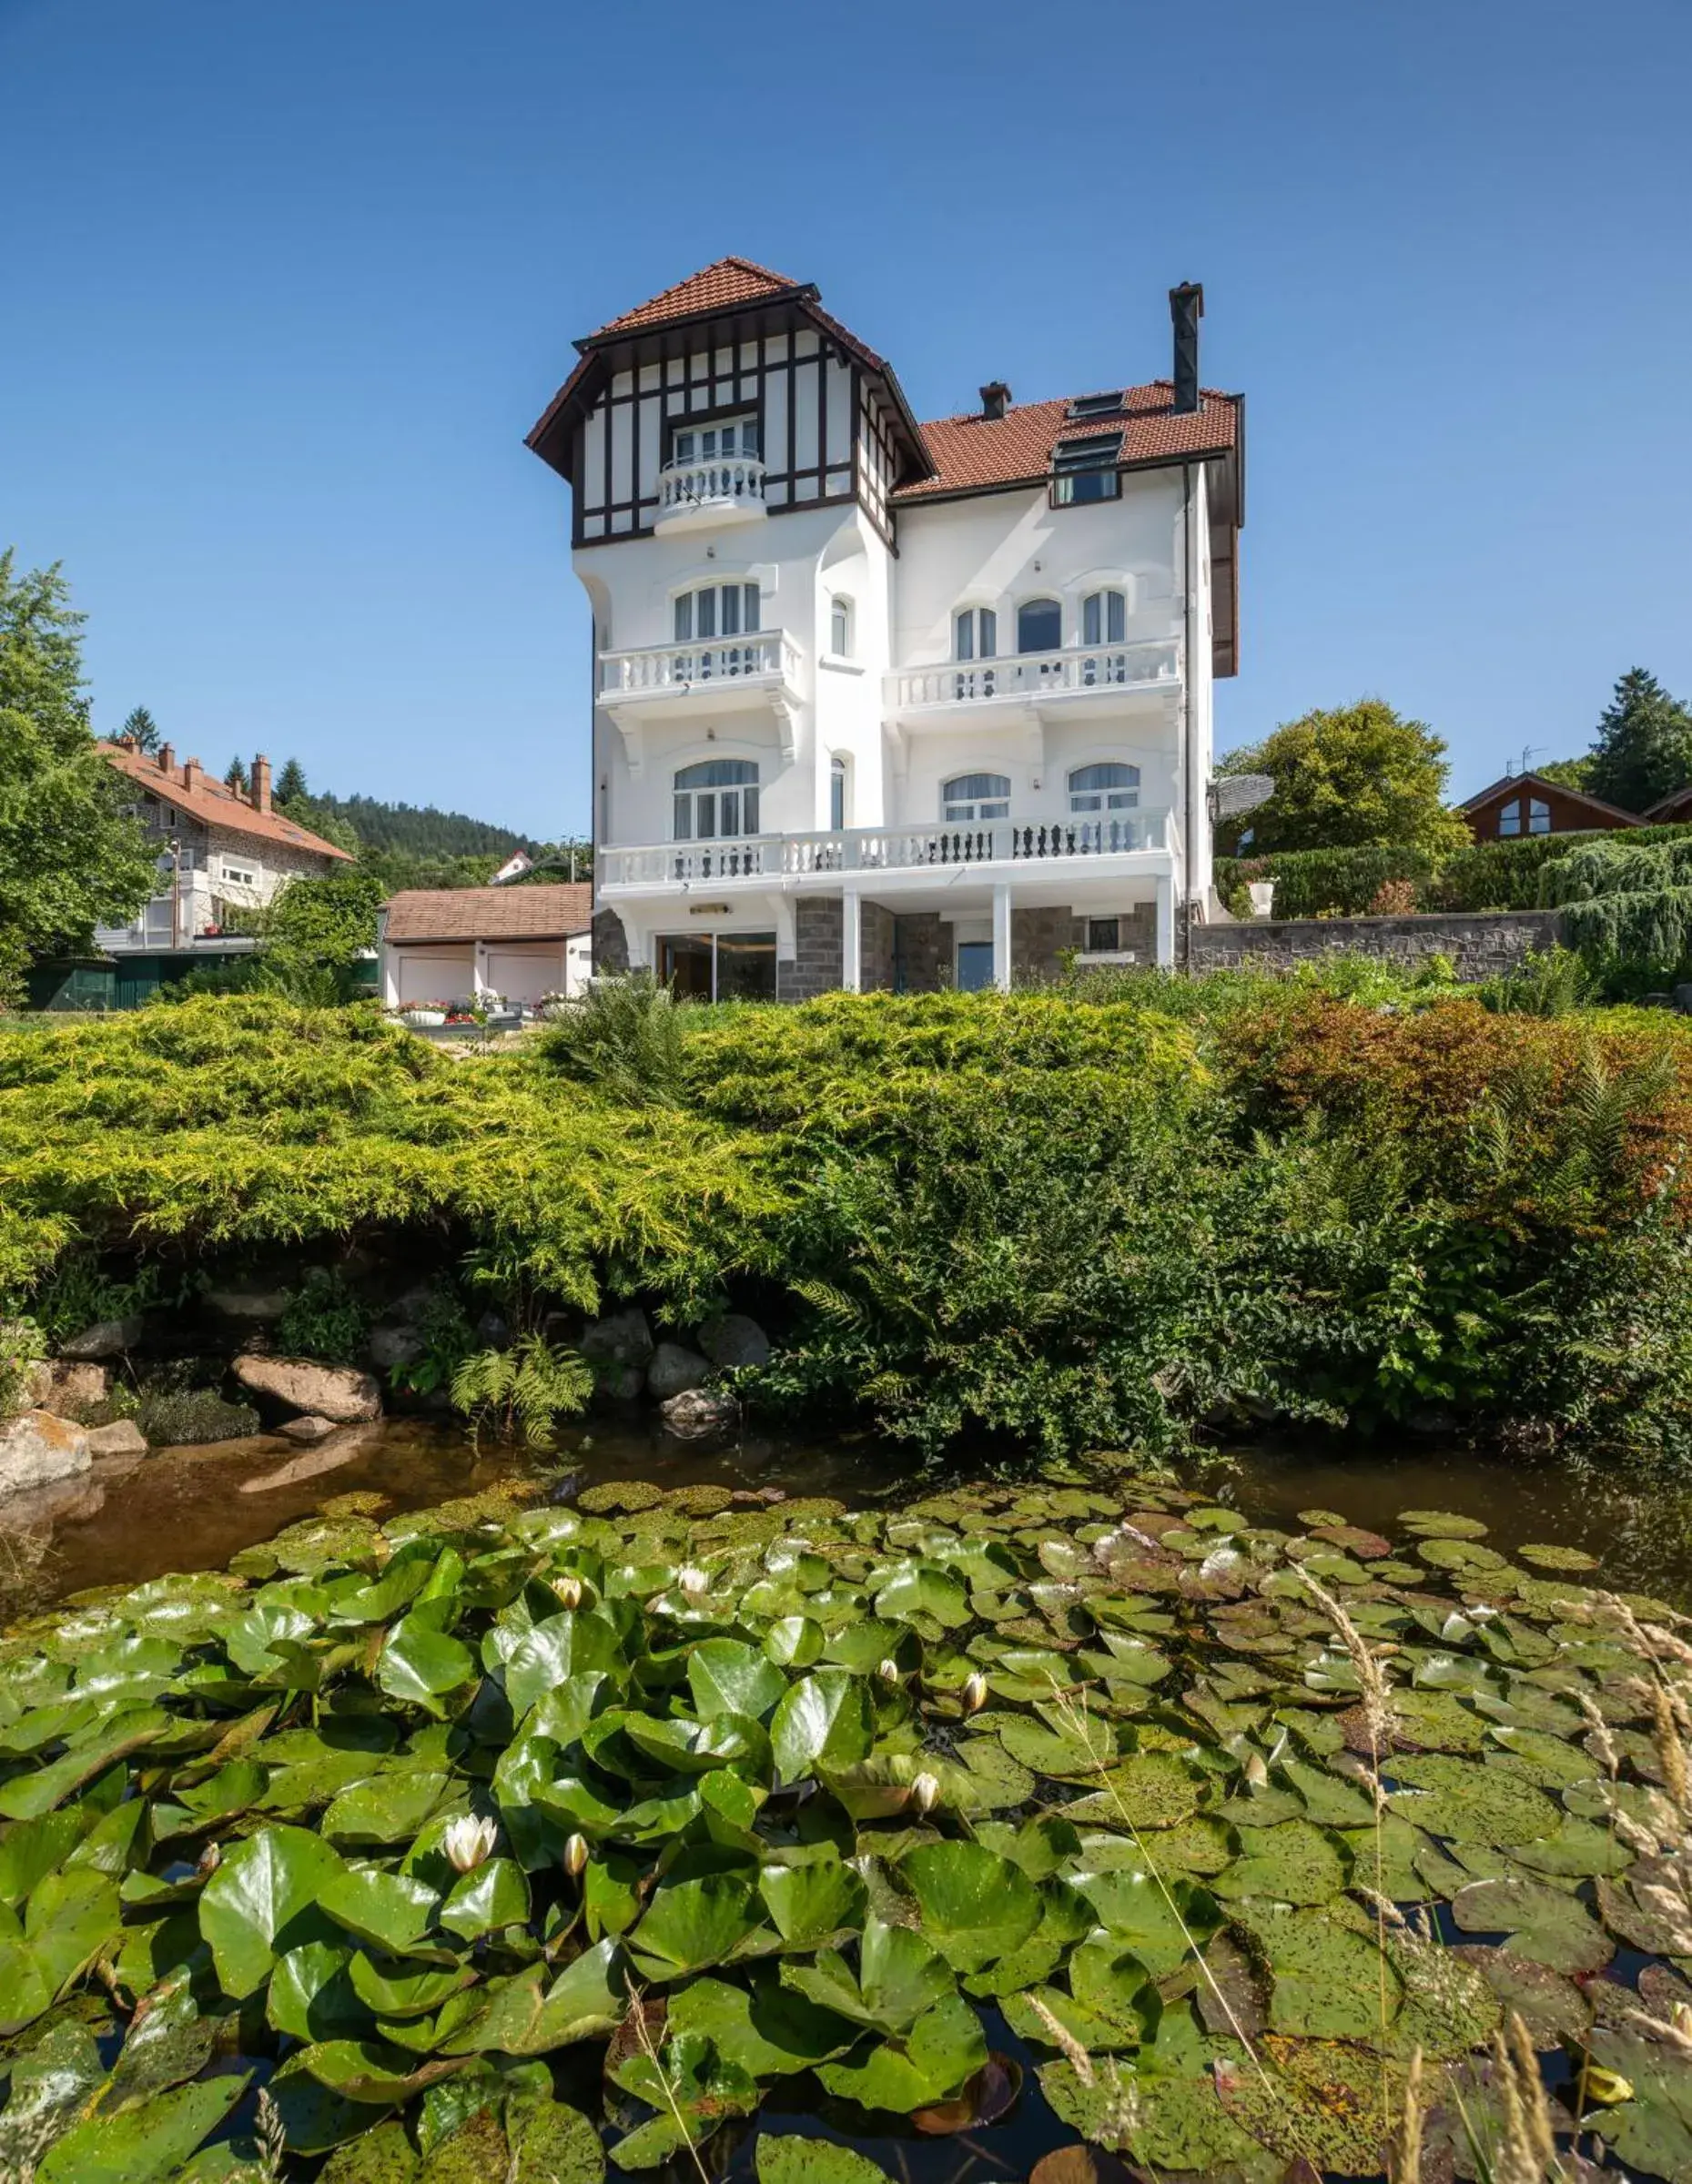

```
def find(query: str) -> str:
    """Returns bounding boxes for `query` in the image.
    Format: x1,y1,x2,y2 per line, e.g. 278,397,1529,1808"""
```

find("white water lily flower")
443,1815,498,1875
677,1565,711,1597
910,1771,942,1815
1242,1749,1270,1791
562,1832,590,1877
960,1672,988,1715
876,1659,902,1684
552,1573,583,1610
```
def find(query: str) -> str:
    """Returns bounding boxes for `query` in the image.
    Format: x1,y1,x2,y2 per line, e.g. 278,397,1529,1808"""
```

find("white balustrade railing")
600,809,1177,888
657,452,766,519
887,639,1180,711
597,630,799,696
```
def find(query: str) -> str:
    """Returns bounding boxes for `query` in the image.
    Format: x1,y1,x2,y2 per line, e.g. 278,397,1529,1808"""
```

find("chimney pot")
158,743,175,774
1169,283,1203,415
184,757,203,792
252,754,272,814
979,380,1011,421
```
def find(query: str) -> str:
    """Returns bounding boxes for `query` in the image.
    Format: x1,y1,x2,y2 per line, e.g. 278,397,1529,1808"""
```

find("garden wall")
1190,907,1562,979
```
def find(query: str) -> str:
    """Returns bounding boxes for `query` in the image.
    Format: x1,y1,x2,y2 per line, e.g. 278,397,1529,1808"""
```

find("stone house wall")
777,895,844,1001
1189,908,1562,980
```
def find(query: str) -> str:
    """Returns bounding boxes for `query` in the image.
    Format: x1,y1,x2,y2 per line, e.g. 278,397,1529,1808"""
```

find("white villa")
526,258,1243,998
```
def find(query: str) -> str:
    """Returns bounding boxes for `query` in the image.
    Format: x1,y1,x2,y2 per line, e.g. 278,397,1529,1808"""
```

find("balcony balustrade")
600,809,1178,889
597,629,799,699
653,451,767,532
887,638,1180,715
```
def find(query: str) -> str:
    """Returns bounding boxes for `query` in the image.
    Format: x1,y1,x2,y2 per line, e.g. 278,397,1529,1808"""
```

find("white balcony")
653,452,767,534
595,632,804,765
887,638,1180,726
599,809,1179,892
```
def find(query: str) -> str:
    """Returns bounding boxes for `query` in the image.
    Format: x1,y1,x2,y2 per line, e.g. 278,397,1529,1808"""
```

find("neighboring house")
1459,771,1640,842
95,741,351,981
525,258,1244,995
1644,786,1692,826
380,885,593,1008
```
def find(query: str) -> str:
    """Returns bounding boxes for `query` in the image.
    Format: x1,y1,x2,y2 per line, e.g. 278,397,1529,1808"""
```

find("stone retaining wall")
1189,907,1562,980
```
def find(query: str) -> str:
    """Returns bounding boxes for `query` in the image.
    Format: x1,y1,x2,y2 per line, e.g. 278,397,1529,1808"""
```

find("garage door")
486,949,566,1006
396,951,473,1006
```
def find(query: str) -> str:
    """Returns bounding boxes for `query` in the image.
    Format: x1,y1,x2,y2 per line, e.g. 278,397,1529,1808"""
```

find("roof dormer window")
1069,391,1125,420
1051,433,1124,506
672,416,759,464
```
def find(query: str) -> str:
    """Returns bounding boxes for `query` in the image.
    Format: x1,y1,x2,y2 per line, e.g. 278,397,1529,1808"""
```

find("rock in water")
24,1360,109,1413
233,1355,382,1424
659,1389,738,1441
85,1420,148,1458
579,1308,654,1370
203,1284,291,1325
279,1415,339,1444
696,1313,772,1370
58,1318,144,1360
0,1410,92,1497
647,1343,710,1400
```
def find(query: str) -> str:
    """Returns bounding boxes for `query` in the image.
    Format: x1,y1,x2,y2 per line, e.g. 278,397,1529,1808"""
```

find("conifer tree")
1586,668,1692,814
120,703,160,754
225,756,249,794
275,757,309,806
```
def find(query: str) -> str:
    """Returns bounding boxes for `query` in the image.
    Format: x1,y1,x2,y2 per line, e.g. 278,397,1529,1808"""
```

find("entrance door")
956,941,995,993
657,935,714,999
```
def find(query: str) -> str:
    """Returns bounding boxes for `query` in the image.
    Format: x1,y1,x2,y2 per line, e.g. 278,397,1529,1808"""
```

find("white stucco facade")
531,262,1241,997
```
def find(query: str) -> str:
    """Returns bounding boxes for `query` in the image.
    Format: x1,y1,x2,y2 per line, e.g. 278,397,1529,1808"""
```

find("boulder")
279,1415,338,1444
59,1318,144,1361
203,1284,291,1325
647,1342,711,1401
85,1419,148,1459
25,1360,109,1414
696,1313,772,1371
579,1308,654,1370
594,1363,646,1405
659,1388,738,1441
368,1324,425,1372
233,1354,382,1424
0,1410,91,1497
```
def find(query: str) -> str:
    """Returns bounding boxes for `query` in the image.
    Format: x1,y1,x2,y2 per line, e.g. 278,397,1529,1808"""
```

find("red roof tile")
382,885,593,945
895,382,1239,502
99,743,353,861
590,258,805,339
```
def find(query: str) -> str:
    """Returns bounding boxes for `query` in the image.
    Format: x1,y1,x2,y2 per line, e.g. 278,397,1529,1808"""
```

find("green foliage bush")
136,1377,260,1446
5,983,1692,1467
275,1266,370,1363
536,969,689,1106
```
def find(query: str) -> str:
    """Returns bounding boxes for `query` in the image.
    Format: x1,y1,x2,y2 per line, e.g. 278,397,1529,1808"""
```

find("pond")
5,1422,1692,2183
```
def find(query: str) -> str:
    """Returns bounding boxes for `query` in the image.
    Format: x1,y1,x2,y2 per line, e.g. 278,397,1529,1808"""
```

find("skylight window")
1068,391,1125,420
1051,432,1124,505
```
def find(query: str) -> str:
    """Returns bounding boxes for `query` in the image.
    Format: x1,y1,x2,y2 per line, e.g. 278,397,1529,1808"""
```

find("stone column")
992,883,1013,993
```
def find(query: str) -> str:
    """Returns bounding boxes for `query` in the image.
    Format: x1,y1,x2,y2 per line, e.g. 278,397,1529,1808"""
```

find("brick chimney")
183,757,203,793
251,754,272,814
1169,282,1203,415
157,743,175,775
979,380,1011,421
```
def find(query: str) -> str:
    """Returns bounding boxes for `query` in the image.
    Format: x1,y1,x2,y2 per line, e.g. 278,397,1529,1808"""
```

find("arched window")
674,759,759,842
830,755,847,832
1069,763,1140,814
673,582,761,642
1017,598,1062,654
1081,590,1127,646
943,772,1010,822
954,607,997,661
830,597,854,658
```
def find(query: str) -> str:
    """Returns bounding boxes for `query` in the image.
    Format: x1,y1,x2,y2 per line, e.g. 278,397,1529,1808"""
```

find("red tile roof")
383,884,593,945
99,743,353,861
895,382,1240,502
590,258,805,338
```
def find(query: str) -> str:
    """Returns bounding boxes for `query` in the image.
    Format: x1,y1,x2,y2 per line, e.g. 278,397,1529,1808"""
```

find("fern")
450,1335,594,1451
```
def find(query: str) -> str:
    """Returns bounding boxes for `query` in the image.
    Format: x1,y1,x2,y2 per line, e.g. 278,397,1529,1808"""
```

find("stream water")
15,1415,1692,1612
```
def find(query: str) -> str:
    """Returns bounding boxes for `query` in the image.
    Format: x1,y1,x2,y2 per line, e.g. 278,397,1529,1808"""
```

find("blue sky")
3,0,1688,837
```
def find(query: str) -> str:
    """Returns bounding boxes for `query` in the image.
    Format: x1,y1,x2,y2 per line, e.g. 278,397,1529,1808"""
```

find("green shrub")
0,1315,41,1419
275,1266,370,1363
1476,945,1596,1016
536,970,689,1105
1216,845,1434,918
137,1383,260,1446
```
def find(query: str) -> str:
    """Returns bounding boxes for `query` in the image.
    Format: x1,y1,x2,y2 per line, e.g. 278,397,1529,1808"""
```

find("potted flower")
400,998,449,1027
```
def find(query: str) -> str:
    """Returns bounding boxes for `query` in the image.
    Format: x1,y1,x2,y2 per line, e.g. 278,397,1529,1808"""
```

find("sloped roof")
99,743,352,861
895,383,1240,502
589,257,806,338
383,884,593,945
1643,785,1692,824
1459,771,1642,824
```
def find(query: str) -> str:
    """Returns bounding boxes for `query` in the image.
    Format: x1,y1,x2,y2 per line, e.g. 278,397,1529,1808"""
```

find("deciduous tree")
1218,699,1468,855
0,551,156,1006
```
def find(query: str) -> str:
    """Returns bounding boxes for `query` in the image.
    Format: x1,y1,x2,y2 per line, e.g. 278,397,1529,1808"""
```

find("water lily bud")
910,1771,942,1815
443,1815,498,1875
677,1565,710,1597
960,1672,988,1715
876,1659,902,1685
1583,2066,1634,2106
198,1842,221,1876
562,1832,590,1877
552,1573,583,1610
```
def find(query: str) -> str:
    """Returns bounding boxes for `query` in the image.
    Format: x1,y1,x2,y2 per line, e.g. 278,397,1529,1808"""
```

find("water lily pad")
755,2139,893,2184
1517,1543,1600,1572
320,1866,443,1958
783,1916,956,2035
1417,1537,1507,1573
198,1823,346,1997
35,2072,250,2184
816,1991,986,2112
316,2118,421,2182
896,1842,1043,1973
1450,1945,1589,2047
668,1972,858,2075
1249,1904,1403,2037
627,1872,762,1978
687,1639,787,1724
1386,1754,1559,1845
1209,1818,1351,1906
770,1670,873,1785
1072,1868,1221,1975
1449,1875,1612,1974
1396,1511,1490,1539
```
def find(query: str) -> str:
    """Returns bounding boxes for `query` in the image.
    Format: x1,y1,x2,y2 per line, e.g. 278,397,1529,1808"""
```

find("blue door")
956,941,995,992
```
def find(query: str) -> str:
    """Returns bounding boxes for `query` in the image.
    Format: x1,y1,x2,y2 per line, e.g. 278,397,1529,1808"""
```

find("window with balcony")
674,758,760,842
954,607,997,661
943,772,1010,822
1082,590,1127,645
1051,433,1123,505
1069,763,1140,814
671,416,759,462
674,583,761,642
830,754,847,832
1017,598,1062,653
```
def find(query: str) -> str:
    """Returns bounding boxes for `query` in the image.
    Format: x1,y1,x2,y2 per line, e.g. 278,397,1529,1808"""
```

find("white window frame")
829,754,848,833
671,414,759,464
221,861,258,887
1081,589,1128,646
829,595,854,658
1016,596,1064,655
1069,763,1140,814
673,758,761,843
942,772,1011,823
673,581,762,643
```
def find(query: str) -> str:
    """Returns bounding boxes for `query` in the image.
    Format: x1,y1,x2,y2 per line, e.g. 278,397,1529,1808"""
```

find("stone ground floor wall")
777,895,843,1002
591,908,630,976
1189,907,1562,979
